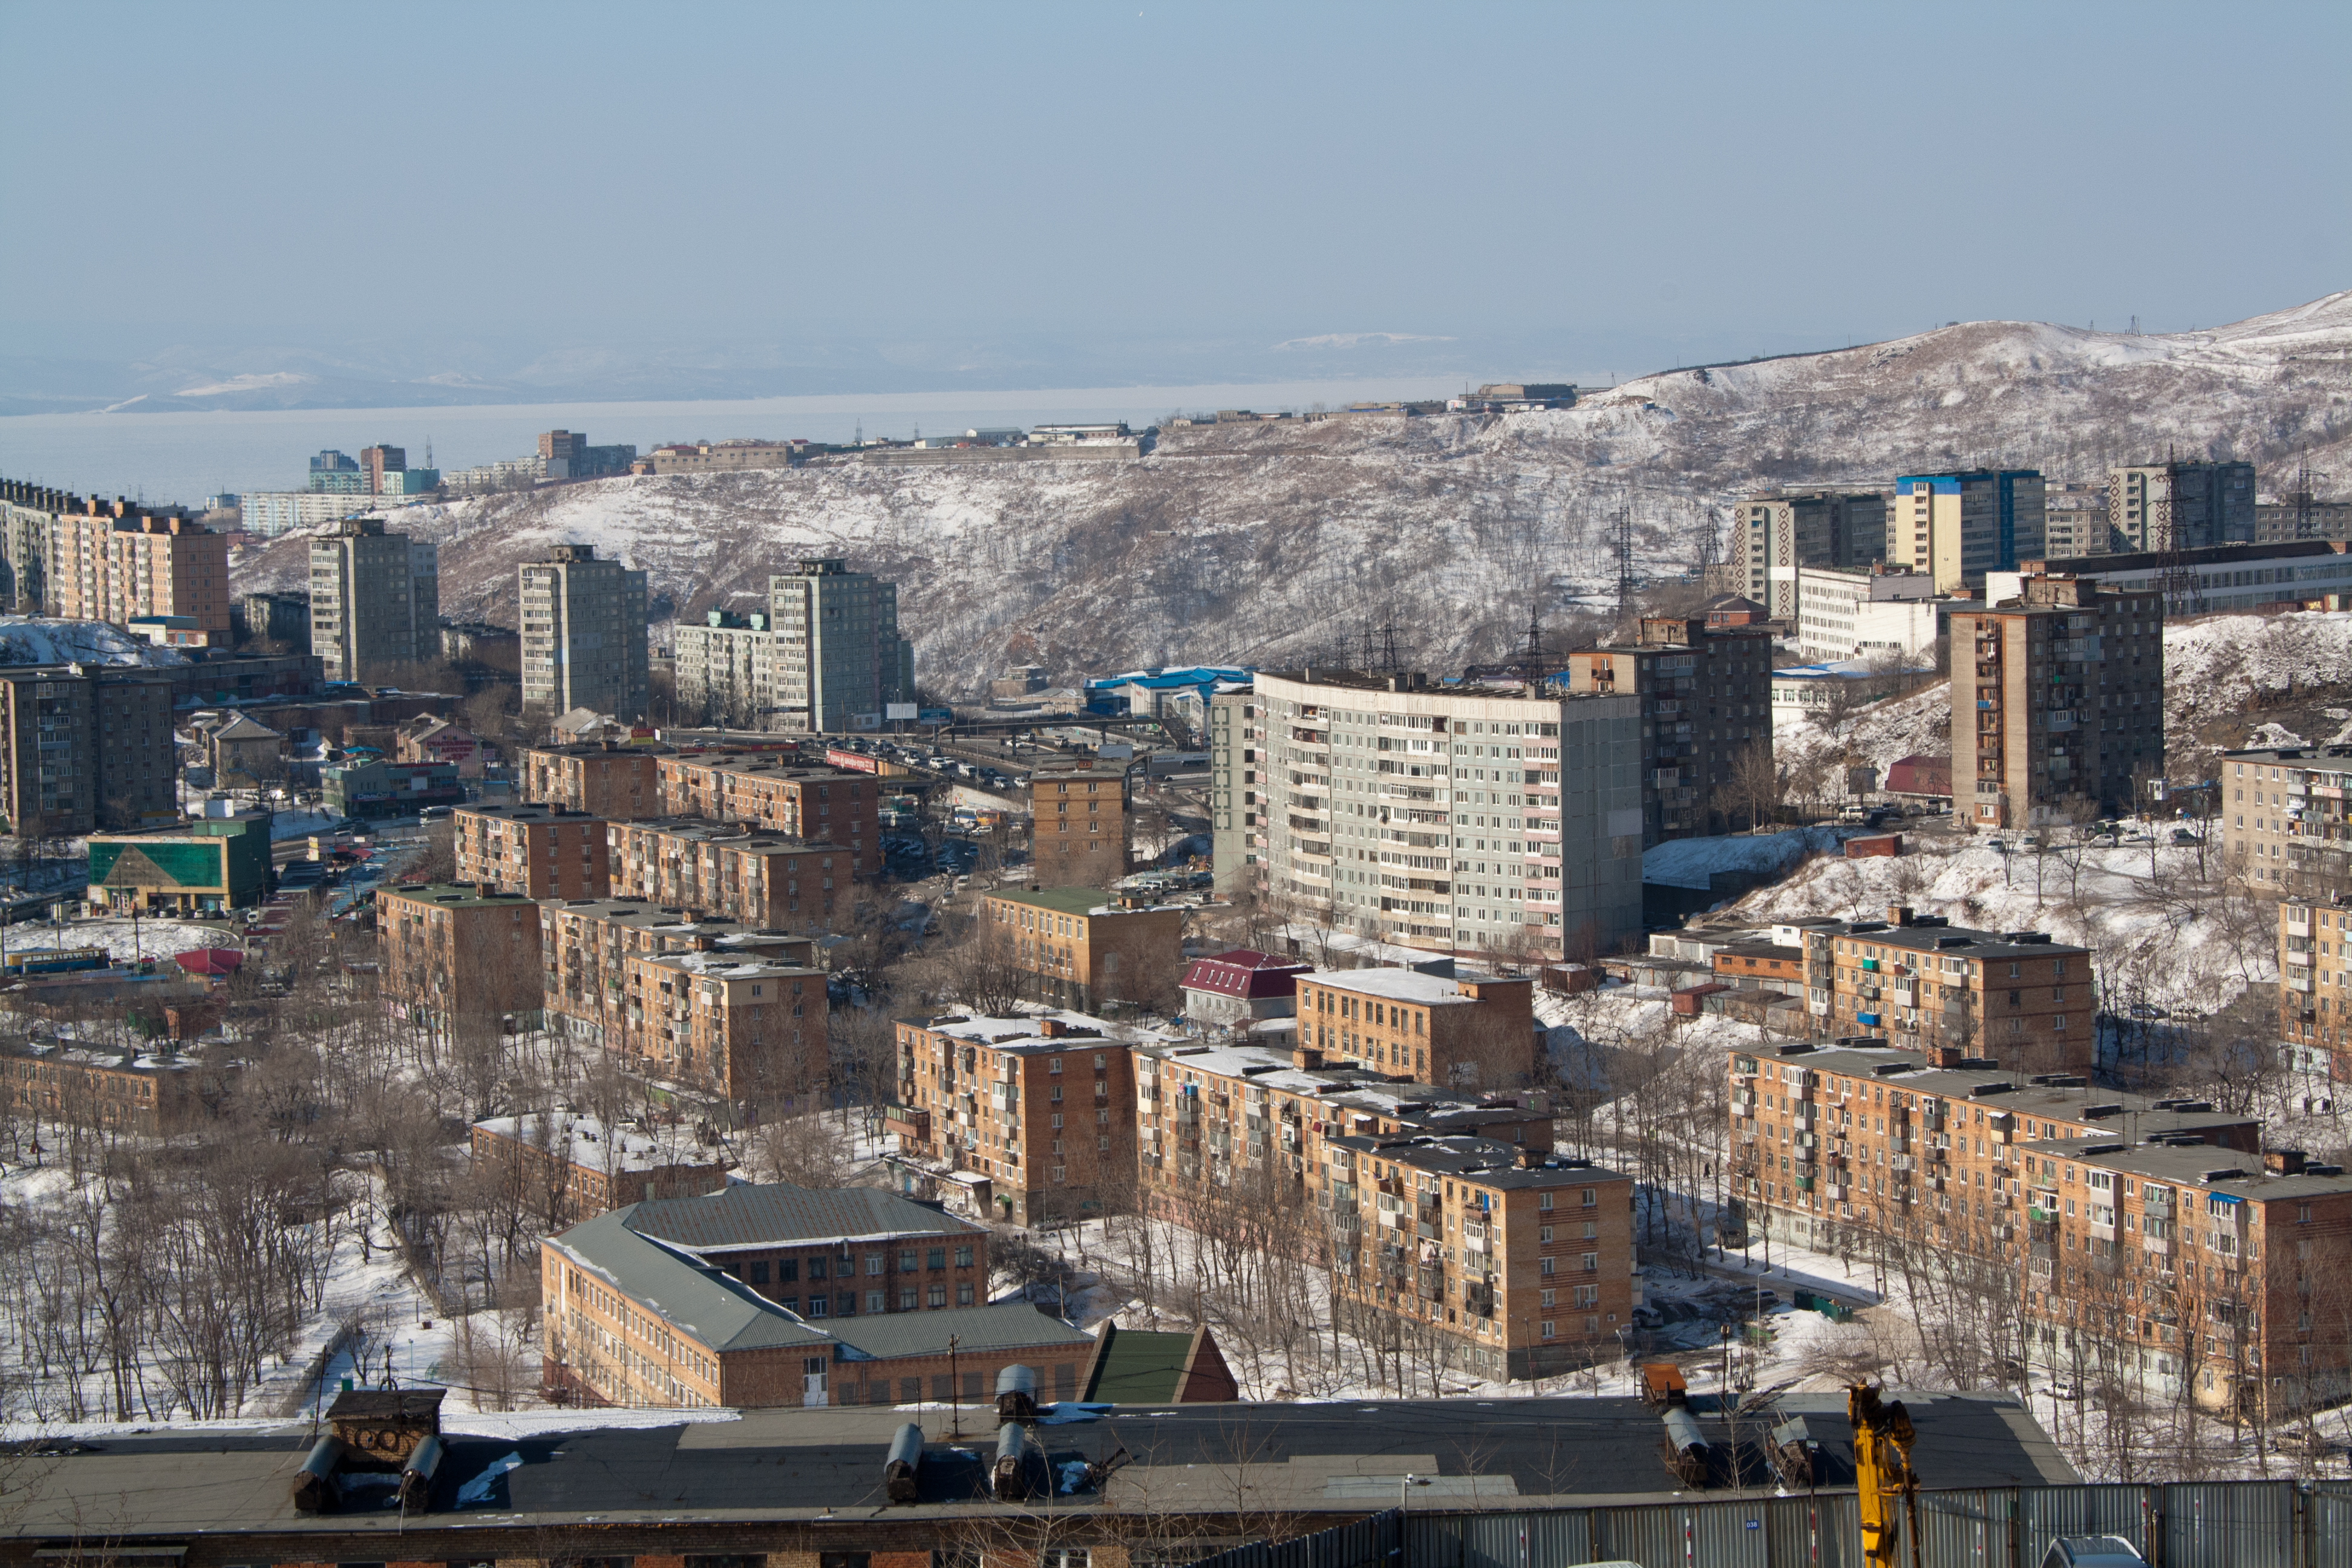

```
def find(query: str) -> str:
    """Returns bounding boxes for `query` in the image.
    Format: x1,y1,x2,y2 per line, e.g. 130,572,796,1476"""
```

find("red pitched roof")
1181,949,1311,1000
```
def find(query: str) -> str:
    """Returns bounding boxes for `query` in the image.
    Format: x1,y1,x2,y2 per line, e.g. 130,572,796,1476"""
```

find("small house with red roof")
1180,948,1311,1026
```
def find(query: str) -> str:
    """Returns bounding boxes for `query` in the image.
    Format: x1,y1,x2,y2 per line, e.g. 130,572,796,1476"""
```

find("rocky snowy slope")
231,293,2352,696
0,616,186,668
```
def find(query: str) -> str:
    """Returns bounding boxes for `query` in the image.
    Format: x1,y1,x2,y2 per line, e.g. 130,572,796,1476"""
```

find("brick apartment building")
2,1038,234,1137
892,1011,1162,1226
541,1183,1093,1409
538,898,817,1056
629,948,829,1099
521,743,668,819
1797,907,2096,1073
1731,1044,2258,1253
51,501,231,644
2279,897,2352,1077
979,886,1187,1012
1294,962,1537,1088
1950,573,2164,829
1728,1042,2351,1415
0,664,177,835
1028,757,1132,887
454,803,610,900
376,883,546,1034
471,1111,733,1226
607,817,856,928
2221,746,2352,897
656,755,877,875
1566,615,1774,844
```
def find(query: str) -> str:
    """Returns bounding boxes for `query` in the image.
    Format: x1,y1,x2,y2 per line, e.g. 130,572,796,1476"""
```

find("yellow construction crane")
1849,1382,1922,1568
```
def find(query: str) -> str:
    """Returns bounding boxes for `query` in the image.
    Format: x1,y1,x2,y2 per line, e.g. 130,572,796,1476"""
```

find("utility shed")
1079,1324,1238,1405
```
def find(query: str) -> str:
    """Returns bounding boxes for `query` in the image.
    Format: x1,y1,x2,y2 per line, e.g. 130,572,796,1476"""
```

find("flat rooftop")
0,1393,2073,1535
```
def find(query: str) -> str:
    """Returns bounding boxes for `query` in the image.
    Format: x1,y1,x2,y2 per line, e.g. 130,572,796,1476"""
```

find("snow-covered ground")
1642,827,1853,891
4,916,239,965
0,616,186,669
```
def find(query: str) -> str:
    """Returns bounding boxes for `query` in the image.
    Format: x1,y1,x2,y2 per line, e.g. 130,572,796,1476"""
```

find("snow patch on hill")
0,617,187,668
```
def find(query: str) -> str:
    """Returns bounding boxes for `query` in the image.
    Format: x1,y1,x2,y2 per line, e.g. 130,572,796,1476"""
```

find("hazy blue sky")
4,0,2347,403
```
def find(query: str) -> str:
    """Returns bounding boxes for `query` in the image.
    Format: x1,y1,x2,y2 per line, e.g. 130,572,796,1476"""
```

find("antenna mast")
1613,503,1638,624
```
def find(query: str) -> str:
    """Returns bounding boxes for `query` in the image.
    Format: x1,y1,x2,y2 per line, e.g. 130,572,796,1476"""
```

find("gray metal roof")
831,1301,1089,1361
621,1183,987,1253
546,1211,830,1353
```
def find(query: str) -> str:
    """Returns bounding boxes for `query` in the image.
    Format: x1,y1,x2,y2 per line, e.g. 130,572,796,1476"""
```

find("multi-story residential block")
2041,481,2114,558
51,501,231,644
641,439,805,476
377,883,545,1034
629,947,828,1098
321,756,464,821
671,609,773,727
1566,616,1775,844
1992,540,2352,620
656,754,877,874
1734,490,1889,618
1950,573,2163,828
453,803,610,900
1249,670,1644,961
237,589,311,647
2255,497,2352,544
537,430,636,481
0,664,177,836
2277,897,2352,1076
1890,470,2047,592
309,449,362,491
1295,962,1537,1088
1739,1040,2352,1417
307,515,439,682
471,1111,733,1224
1791,564,1942,664
1728,1043,2258,1253
1208,685,1266,897
891,1011,1157,1226
521,742,668,818
519,544,650,720
1795,909,2096,1073
979,887,1187,1012
0,477,68,612
2109,460,2256,553
356,445,438,496
2017,1138,2352,1417
2220,747,2352,897
1029,757,1132,888
237,491,385,538
762,558,912,733
538,898,816,1056
541,1186,1086,1410
607,817,854,927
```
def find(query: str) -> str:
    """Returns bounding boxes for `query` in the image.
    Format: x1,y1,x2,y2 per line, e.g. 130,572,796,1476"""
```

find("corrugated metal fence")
1184,1483,2352,1568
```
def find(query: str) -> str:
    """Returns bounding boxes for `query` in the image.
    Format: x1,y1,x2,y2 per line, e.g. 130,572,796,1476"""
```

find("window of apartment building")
927,1284,947,1308
1050,1056,1062,1073
898,1248,917,1271
1540,1319,1557,1340
747,1261,769,1284
1539,1192,1553,1212
1581,1188,1598,1207
927,1247,946,1269
1540,1257,1557,1277
955,1245,974,1268
865,1254,884,1276
898,1287,917,1310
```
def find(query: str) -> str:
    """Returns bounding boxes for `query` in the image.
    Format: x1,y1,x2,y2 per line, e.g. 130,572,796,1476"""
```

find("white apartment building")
1241,670,1644,960
1792,564,1942,664
520,544,649,719
307,516,439,682
241,491,399,538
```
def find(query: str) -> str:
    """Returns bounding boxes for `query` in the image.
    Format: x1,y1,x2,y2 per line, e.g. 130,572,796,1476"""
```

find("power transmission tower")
1358,617,1377,671
1380,612,1401,673
1519,603,1546,690
2293,448,2318,540
1613,504,1638,624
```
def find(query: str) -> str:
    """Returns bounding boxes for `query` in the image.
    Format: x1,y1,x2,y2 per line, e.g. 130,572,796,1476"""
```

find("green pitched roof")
1082,1323,1201,1403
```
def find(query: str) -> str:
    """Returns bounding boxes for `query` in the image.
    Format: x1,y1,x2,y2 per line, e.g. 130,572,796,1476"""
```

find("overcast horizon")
3,1,2346,417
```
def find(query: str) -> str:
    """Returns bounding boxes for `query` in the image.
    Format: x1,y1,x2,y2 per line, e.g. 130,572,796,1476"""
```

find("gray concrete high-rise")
309,516,439,683
520,544,649,719
2108,460,2256,553
765,558,911,732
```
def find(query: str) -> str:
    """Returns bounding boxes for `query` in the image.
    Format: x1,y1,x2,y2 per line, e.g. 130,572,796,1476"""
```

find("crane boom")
1848,1382,1922,1568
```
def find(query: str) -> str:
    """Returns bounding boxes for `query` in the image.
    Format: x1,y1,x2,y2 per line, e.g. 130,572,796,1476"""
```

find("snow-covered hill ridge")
0,617,186,669
229,293,2352,695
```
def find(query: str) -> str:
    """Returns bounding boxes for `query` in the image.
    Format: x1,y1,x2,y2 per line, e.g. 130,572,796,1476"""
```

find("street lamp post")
1400,1472,1431,1523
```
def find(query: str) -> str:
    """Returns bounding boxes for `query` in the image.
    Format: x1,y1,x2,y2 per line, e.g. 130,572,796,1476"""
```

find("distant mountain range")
228,292,2352,696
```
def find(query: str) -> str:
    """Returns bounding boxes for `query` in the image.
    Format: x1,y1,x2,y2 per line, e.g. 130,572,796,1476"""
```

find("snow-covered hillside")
0,617,186,668
229,293,2352,696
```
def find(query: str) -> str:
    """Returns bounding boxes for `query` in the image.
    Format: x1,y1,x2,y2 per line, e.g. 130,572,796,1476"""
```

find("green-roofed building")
88,812,273,913
1079,1322,1238,1405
